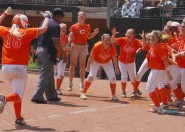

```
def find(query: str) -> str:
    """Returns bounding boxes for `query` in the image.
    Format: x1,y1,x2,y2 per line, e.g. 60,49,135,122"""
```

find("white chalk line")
0,104,127,127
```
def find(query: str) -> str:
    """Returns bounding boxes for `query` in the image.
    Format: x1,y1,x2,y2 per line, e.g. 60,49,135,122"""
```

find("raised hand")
139,30,145,39
112,28,119,36
4,7,12,15
93,28,99,36
41,11,52,18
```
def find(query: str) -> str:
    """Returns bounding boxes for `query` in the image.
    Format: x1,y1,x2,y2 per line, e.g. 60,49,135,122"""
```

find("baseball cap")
170,21,180,27
52,8,65,17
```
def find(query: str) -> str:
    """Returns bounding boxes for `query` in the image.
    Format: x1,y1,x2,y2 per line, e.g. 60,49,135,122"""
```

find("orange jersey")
176,39,185,68
91,41,117,64
146,43,169,70
142,44,150,53
69,23,91,44
0,26,38,65
166,36,177,47
116,37,141,64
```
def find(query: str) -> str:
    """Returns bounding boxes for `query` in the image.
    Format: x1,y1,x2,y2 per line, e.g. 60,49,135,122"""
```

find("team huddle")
0,6,185,125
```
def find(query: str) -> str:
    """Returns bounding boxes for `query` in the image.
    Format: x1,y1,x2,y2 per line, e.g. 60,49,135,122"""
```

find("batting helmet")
12,14,30,28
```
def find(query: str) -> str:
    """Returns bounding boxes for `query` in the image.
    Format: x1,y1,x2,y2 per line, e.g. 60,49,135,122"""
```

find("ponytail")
9,24,23,37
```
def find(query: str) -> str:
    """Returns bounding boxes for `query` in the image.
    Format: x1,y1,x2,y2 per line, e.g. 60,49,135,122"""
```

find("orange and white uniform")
0,26,38,98
69,23,91,56
146,43,169,94
170,39,185,93
87,41,117,83
57,35,68,78
115,37,141,83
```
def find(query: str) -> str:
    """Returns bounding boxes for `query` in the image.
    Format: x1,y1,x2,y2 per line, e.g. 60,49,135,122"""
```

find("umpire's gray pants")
31,46,58,101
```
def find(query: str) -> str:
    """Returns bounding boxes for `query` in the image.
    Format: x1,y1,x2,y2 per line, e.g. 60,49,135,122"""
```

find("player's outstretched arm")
0,7,12,25
38,11,51,35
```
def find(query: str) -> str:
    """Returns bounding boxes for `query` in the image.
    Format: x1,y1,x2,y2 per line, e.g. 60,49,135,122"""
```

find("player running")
0,8,51,125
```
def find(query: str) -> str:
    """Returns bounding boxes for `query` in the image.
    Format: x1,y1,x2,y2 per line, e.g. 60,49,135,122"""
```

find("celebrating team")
1,7,185,125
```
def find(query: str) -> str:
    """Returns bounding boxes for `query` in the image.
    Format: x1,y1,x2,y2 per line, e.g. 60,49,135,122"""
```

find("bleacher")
111,0,185,20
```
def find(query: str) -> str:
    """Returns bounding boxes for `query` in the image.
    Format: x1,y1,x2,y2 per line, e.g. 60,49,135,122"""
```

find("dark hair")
52,8,65,17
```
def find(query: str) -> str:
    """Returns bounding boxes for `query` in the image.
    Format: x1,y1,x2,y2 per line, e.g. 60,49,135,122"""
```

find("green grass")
28,60,40,69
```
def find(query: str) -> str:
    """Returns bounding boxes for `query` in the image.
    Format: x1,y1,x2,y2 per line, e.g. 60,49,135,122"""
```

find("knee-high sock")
83,80,91,94
14,101,22,119
173,88,183,100
155,88,162,102
56,78,63,90
121,82,126,93
149,91,160,107
6,93,20,102
135,81,140,90
159,88,168,105
110,83,116,95
6,93,22,119
178,87,185,98
132,82,138,92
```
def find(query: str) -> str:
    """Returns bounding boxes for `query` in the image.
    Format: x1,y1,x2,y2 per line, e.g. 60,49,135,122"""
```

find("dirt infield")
0,71,185,132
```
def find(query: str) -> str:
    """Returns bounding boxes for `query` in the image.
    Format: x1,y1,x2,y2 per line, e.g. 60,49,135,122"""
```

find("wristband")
45,15,51,19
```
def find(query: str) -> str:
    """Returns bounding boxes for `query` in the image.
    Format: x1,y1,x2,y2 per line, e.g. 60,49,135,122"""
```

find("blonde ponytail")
9,24,23,37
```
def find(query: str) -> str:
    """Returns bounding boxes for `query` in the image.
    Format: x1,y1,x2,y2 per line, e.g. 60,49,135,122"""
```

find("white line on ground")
0,104,127,127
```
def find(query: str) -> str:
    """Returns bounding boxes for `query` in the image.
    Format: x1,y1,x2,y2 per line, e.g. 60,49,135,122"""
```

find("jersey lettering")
5,33,22,49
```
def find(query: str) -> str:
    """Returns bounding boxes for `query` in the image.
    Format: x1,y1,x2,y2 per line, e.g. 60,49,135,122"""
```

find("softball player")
111,28,142,98
80,34,119,101
146,30,172,114
56,23,71,95
170,23,185,106
0,9,51,125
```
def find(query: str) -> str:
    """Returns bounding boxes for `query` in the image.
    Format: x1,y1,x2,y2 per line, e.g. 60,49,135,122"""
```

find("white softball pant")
161,65,179,90
118,61,136,83
170,66,185,92
87,60,116,84
57,59,67,79
136,58,149,81
146,69,167,94
2,65,27,98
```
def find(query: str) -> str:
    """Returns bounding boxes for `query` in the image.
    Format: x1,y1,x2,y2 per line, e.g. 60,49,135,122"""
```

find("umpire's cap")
52,8,65,17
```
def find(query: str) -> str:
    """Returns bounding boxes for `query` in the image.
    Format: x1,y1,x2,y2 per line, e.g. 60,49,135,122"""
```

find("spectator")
157,0,176,17
121,0,142,18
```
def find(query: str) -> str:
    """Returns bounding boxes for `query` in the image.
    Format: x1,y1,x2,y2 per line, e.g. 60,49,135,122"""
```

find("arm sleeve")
90,46,97,58
69,24,75,33
156,45,168,59
26,28,38,40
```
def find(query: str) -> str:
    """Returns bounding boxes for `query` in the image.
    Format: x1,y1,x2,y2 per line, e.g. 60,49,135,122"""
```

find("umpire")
31,8,67,103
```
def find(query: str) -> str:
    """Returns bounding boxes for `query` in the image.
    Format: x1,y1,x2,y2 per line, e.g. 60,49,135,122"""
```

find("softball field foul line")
28,104,127,121
0,104,127,127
